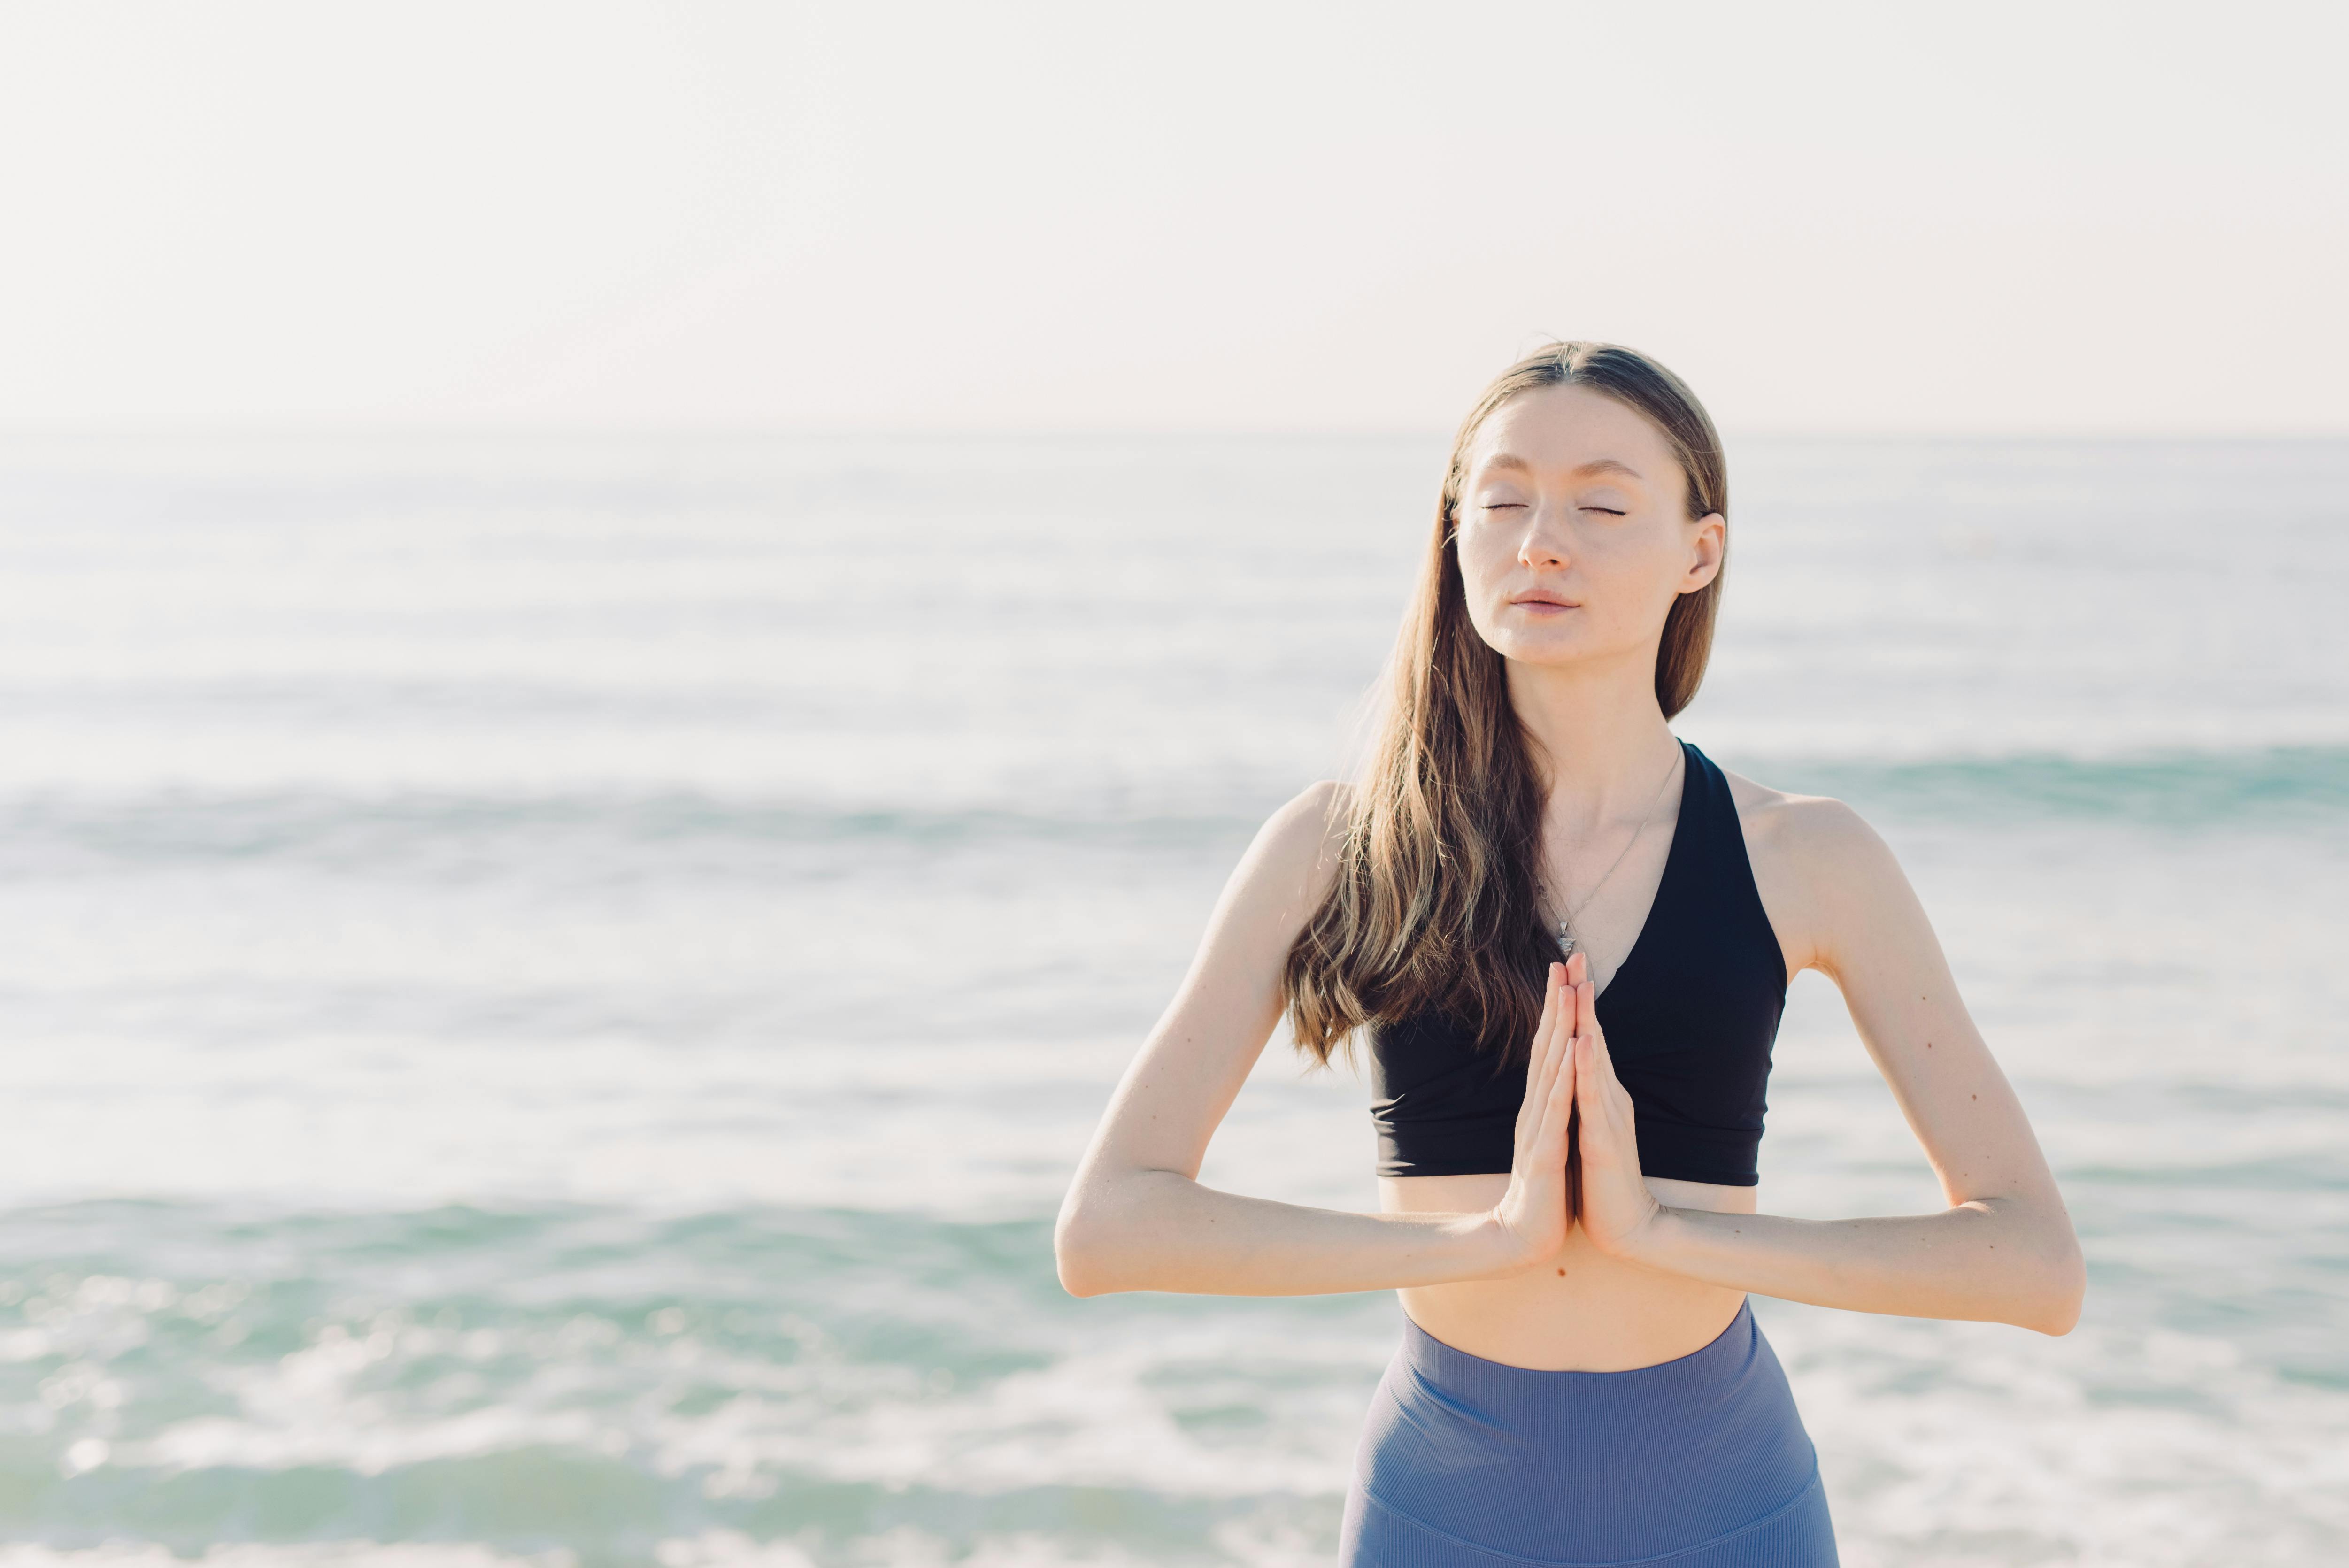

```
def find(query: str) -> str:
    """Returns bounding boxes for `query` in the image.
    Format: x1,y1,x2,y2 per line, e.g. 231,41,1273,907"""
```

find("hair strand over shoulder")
1281,341,1729,1066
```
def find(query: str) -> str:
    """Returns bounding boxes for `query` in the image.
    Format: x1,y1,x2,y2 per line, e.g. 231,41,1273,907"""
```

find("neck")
1505,648,1681,824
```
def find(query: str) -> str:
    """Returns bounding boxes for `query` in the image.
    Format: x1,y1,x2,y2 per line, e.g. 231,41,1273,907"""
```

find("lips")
1510,591,1579,609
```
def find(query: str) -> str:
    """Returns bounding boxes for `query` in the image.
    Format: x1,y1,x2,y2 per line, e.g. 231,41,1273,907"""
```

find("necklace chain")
1548,746,1684,961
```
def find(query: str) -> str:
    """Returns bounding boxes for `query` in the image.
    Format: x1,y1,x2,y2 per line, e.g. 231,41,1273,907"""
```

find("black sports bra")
1366,740,1787,1187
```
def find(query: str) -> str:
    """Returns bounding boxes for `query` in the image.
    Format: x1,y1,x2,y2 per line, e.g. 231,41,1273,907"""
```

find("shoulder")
1255,778,1352,862
1223,779,1354,926
1717,763,1911,971
1270,776,1354,835
1719,766,1889,870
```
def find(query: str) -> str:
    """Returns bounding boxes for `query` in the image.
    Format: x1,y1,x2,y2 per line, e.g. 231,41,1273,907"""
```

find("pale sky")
1,1,2343,435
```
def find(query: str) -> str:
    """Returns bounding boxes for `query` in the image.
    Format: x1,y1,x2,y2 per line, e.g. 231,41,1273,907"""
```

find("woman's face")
1452,383,1724,674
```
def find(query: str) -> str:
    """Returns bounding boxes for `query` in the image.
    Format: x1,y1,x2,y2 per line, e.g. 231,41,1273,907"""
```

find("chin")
1488,631,1593,666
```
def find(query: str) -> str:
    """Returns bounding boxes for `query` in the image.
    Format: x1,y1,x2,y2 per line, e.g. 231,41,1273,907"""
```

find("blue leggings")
1340,1298,1839,1566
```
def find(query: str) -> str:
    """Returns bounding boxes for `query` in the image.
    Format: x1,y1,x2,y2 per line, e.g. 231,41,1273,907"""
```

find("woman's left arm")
1568,797,2087,1335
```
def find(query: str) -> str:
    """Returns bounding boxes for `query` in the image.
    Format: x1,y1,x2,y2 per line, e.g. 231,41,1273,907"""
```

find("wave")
0,791,1262,876
1738,745,2349,827
0,745,2338,874
2,1197,2343,1566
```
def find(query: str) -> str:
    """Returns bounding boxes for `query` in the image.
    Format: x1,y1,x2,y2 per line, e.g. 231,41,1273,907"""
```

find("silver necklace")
1548,746,1683,961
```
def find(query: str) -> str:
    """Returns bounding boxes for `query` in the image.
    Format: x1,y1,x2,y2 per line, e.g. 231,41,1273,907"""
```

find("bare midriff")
1379,1171,1756,1371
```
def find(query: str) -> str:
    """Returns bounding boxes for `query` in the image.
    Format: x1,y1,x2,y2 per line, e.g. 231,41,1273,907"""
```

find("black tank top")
1366,740,1787,1187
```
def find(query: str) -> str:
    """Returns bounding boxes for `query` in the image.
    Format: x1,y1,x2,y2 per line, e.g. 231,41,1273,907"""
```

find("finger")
1540,962,1565,1046
1569,1049,1586,1125
1571,1032,1617,1159
1546,1030,1577,1116
1577,979,1618,1104
1517,966,1568,1145
1580,1032,1618,1128
1564,1024,1587,1121
1517,971,1558,1115
1575,1027,1643,1174
1569,1020,1606,1107
1528,968,1573,1137
1579,980,1623,1090
1538,968,1584,1137
1532,966,1569,1088
1534,1021,1579,1159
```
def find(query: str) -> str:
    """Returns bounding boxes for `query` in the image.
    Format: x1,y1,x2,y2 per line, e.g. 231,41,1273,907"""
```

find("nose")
1516,502,1572,569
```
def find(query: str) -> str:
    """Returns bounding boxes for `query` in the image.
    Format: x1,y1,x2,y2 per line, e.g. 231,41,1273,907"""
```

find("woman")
1054,342,2085,1566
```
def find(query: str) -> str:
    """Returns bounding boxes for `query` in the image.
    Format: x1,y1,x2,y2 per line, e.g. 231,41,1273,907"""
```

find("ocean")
0,431,2341,1567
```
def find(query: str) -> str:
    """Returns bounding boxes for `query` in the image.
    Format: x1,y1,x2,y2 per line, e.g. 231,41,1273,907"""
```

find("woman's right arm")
1053,782,1578,1298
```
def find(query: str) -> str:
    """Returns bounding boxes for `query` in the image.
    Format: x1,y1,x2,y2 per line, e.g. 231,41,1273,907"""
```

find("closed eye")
1580,507,1626,516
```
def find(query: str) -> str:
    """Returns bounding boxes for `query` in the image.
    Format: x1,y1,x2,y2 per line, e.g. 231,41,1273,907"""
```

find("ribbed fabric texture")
1339,1300,1838,1566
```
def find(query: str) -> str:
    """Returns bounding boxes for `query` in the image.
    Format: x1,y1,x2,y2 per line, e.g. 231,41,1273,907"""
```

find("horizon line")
3,422,2347,445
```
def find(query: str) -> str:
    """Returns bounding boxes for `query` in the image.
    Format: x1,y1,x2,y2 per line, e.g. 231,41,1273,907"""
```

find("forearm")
1627,1196,2085,1334
1056,1168,1521,1297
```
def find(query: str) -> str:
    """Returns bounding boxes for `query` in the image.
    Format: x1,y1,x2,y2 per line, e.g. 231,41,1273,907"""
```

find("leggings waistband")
1347,1297,1834,1565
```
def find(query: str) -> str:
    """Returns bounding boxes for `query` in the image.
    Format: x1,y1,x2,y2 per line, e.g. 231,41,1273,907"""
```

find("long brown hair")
1281,341,1729,1066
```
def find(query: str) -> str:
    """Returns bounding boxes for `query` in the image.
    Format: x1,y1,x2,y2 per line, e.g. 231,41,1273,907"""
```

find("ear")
1679,512,1725,594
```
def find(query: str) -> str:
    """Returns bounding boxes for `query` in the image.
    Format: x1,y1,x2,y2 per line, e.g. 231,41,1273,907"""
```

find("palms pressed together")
1492,949,1665,1272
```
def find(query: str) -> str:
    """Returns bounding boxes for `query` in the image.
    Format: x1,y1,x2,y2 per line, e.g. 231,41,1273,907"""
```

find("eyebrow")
1480,454,1645,481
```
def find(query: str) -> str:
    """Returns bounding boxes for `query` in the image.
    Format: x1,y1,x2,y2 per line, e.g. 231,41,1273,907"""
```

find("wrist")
1588,1202,1682,1277
1465,1207,1540,1279
1618,1201,1681,1270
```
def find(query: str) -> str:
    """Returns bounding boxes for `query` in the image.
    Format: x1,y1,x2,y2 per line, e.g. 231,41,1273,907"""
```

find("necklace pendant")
1556,927,1578,959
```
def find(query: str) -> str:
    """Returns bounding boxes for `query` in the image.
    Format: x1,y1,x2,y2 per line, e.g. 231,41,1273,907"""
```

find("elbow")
1967,1196,2086,1336
1053,1193,1135,1299
2022,1233,2087,1337
1054,1166,1189,1298
1053,1213,1112,1298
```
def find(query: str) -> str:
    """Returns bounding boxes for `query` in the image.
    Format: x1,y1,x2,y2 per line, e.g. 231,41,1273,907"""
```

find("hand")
1485,961,1578,1273
1563,950,1668,1261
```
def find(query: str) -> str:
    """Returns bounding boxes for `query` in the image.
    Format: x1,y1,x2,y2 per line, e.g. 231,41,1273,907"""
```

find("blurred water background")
0,432,2342,1568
